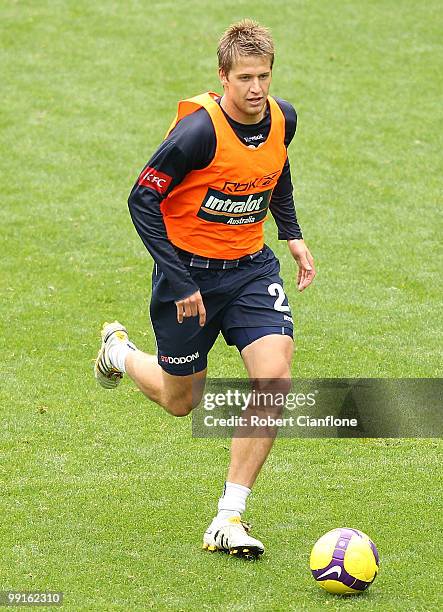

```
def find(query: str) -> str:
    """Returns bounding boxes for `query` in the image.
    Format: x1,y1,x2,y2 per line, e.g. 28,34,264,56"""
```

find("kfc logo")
138,166,172,195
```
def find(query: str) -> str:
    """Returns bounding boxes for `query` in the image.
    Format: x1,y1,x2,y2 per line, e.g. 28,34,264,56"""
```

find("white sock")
216,481,251,520
108,338,137,373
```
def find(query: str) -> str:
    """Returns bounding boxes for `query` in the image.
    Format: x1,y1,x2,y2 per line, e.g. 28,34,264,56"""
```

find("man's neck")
219,95,267,125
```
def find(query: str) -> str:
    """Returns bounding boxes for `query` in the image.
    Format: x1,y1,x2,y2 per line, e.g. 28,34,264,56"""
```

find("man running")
94,19,315,559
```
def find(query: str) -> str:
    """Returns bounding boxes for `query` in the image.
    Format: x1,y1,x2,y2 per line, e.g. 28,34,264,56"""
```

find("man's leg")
125,349,207,417
94,321,207,417
203,334,293,558
226,333,293,487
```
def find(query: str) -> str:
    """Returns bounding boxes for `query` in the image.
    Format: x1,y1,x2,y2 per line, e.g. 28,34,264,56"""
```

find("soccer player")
94,19,315,558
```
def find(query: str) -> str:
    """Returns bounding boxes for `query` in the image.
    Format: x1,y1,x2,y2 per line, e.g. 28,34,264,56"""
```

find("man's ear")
219,68,228,86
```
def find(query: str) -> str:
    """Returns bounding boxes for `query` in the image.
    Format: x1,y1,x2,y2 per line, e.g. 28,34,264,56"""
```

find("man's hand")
175,290,206,326
287,239,316,291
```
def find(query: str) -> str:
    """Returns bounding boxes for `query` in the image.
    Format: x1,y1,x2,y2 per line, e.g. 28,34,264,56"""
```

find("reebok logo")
243,133,264,143
222,171,280,193
138,166,172,195
160,352,200,365
197,188,272,225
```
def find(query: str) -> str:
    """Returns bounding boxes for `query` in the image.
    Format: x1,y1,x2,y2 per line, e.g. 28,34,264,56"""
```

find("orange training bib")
161,92,287,259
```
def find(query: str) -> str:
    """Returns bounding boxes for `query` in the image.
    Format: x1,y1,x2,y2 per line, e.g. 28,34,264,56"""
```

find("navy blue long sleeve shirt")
128,96,303,300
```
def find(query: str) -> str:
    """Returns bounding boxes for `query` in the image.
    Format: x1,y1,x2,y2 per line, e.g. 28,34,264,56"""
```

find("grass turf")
1,0,442,610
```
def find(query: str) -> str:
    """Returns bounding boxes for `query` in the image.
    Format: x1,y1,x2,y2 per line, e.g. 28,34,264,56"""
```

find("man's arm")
128,142,199,302
269,166,315,291
268,157,303,240
269,98,302,240
128,109,216,308
271,97,315,290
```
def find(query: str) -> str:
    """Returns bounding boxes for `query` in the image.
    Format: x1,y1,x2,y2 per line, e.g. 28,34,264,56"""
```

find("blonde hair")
217,19,274,75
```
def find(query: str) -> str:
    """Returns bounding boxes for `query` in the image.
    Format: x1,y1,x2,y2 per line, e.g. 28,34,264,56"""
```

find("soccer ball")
310,528,379,595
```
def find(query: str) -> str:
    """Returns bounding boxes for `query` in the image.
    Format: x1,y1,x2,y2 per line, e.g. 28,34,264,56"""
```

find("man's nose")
249,78,261,93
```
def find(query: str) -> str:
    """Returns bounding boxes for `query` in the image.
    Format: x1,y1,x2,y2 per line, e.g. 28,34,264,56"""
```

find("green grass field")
1,0,442,610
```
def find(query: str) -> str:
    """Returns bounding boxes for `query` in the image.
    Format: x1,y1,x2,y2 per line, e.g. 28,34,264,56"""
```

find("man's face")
219,55,272,124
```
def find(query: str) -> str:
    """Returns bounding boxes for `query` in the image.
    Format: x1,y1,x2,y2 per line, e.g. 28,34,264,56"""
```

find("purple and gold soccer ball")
310,528,379,595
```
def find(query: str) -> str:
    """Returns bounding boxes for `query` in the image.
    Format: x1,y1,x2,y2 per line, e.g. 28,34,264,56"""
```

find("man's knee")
159,368,207,417
166,402,193,417
252,373,292,398
162,385,205,417
244,357,290,419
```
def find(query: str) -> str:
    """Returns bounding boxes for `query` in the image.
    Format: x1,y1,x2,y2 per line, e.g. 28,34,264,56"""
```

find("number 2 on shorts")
268,283,290,312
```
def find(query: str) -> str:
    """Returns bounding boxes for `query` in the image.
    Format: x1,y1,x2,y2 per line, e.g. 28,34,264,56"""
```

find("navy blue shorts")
150,245,294,375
